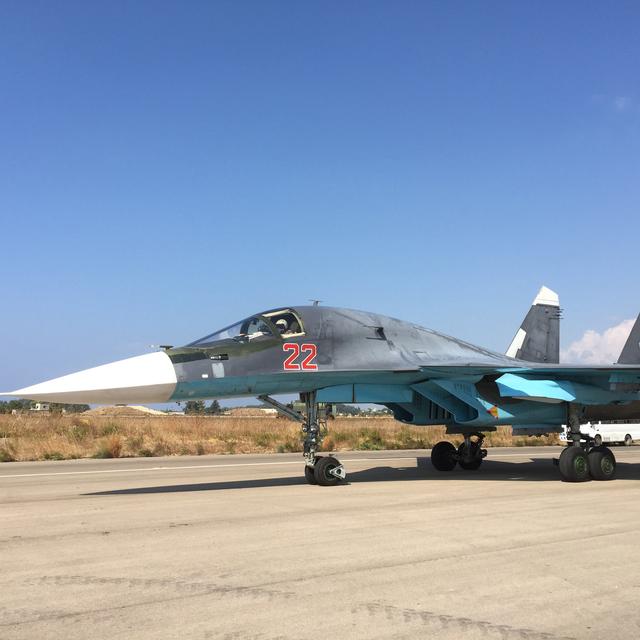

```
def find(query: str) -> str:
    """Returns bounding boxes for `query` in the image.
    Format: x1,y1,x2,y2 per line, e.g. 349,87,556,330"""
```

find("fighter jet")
3,287,640,485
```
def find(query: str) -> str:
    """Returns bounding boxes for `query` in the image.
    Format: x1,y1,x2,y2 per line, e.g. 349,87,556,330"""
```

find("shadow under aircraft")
85,458,640,496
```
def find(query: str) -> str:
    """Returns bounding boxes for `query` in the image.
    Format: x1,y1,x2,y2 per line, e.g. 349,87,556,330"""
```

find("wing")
375,361,640,429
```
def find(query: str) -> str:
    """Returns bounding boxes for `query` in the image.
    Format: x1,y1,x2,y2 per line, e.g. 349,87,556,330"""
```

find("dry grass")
0,414,560,463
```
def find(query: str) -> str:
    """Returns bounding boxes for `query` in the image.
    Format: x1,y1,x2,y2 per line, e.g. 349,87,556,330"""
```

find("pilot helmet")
275,318,288,334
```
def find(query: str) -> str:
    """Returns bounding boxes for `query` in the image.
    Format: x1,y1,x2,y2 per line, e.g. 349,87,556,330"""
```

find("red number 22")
283,343,318,370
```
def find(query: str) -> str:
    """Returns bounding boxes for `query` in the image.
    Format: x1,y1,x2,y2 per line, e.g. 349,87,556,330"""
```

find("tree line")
334,404,392,416
183,400,223,415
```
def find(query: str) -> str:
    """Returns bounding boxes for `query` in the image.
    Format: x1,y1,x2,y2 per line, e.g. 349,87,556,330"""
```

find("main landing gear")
258,391,346,486
431,433,487,472
558,404,616,482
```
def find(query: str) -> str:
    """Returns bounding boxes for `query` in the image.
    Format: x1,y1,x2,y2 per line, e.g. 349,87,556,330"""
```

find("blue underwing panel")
354,384,413,403
497,374,573,401
316,384,414,403
316,385,354,402
495,373,625,405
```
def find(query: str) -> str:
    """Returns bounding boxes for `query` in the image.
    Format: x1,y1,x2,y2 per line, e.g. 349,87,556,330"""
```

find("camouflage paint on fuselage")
164,306,640,433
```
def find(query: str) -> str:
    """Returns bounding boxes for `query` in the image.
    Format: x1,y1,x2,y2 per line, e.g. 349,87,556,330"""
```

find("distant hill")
84,405,168,417
226,407,277,417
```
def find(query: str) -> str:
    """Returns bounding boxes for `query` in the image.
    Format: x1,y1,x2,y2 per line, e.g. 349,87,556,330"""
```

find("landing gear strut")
457,433,487,470
430,433,487,472
258,392,346,486
559,404,616,482
301,392,345,486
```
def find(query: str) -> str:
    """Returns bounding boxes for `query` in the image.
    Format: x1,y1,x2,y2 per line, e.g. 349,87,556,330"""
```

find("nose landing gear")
258,391,346,486
301,392,346,485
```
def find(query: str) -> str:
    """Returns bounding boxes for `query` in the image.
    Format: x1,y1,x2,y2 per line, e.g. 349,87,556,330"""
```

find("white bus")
560,421,640,446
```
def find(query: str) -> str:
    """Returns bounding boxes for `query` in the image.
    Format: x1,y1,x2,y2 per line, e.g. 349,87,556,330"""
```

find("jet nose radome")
2,352,177,405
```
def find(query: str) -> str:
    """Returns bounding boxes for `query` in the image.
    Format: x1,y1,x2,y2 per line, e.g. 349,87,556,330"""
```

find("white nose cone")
2,352,177,405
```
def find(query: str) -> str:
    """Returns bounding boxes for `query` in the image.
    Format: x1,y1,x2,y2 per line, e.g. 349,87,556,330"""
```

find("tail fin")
506,286,560,363
617,314,640,364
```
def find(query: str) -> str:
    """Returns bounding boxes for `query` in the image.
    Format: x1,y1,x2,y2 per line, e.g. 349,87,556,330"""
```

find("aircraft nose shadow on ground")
83,457,640,496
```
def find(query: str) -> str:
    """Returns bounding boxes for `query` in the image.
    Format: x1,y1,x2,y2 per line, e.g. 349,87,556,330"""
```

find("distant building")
30,402,50,412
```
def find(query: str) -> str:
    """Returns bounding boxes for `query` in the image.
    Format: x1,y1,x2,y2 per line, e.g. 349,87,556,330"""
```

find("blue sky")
1,1,639,395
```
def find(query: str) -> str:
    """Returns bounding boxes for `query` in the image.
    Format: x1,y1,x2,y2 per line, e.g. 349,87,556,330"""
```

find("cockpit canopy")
187,308,305,348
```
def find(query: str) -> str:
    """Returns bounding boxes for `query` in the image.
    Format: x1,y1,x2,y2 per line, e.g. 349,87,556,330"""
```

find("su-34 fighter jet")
4,287,640,485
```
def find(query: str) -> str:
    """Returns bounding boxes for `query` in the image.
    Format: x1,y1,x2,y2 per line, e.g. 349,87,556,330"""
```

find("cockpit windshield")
187,308,305,348
188,316,274,347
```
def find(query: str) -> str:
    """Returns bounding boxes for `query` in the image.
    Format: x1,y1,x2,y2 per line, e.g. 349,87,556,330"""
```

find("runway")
2,446,640,639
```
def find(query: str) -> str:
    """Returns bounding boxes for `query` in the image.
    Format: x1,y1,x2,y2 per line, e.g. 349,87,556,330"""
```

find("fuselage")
5,305,640,434
165,305,512,402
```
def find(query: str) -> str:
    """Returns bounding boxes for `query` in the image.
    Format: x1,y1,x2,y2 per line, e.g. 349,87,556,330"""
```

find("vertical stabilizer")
617,314,640,364
506,286,560,363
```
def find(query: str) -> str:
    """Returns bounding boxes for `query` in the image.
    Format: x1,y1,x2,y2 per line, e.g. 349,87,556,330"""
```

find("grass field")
0,413,560,462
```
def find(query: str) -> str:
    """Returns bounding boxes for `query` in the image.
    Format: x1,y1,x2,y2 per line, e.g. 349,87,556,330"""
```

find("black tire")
558,446,590,482
593,434,602,447
304,464,318,485
457,442,483,470
587,446,616,481
625,434,633,446
314,456,343,486
431,441,457,472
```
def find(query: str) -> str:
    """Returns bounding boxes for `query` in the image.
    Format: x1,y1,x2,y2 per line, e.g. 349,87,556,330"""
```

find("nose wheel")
258,392,346,487
307,456,346,486
303,456,346,485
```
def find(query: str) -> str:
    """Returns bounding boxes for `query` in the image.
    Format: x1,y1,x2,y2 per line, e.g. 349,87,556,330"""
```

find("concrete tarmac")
2,446,640,640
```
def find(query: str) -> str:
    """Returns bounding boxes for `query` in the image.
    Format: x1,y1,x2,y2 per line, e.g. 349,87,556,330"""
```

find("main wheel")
431,441,457,471
587,446,616,481
593,434,603,447
457,441,483,470
314,456,344,486
558,446,590,482
625,434,633,446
